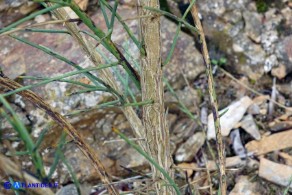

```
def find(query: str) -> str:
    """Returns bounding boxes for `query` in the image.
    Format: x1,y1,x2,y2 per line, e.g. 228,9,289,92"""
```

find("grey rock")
243,11,262,43
230,129,246,156
171,118,197,145
232,34,266,79
263,8,283,31
264,54,278,72
224,0,249,10
230,176,260,195
240,114,261,140
164,87,200,113
0,0,38,28
175,132,205,162
199,0,226,16
275,35,292,77
56,184,79,195
261,30,279,54
56,184,91,195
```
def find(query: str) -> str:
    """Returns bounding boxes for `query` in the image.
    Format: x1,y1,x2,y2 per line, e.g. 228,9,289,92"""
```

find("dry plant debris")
245,130,292,155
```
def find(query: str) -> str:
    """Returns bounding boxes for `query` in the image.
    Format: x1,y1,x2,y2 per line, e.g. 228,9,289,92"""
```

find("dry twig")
189,3,227,195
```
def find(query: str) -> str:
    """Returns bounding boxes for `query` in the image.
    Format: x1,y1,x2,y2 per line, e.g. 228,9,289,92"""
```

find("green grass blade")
0,4,63,34
20,28,70,34
108,0,118,36
99,0,143,54
10,35,105,87
163,0,197,67
163,23,182,66
7,151,30,156
33,0,69,5
143,6,198,33
68,1,141,89
283,175,292,195
99,1,110,28
10,35,126,101
20,76,97,89
65,100,120,116
47,131,66,179
33,123,53,152
181,0,197,19
0,97,46,180
95,47,137,103
123,100,153,107
60,153,81,195
163,77,196,120
67,87,109,96
3,64,118,97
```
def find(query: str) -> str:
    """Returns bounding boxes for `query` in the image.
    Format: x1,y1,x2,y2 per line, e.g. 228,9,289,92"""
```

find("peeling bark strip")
0,75,119,195
138,0,174,194
189,4,227,195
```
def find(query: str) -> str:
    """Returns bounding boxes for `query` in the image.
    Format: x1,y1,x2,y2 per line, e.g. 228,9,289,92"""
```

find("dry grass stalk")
137,0,174,194
189,3,227,195
0,75,119,195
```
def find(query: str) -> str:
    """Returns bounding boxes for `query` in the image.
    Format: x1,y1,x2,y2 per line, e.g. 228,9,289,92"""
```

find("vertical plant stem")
47,4,148,152
137,1,174,194
189,4,226,195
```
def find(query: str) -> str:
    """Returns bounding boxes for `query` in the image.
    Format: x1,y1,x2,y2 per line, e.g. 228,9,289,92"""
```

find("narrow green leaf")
0,4,63,34
163,0,197,67
99,1,110,28
67,87,109,96
60,153,81,195
143,6,198,32
0,97,46,179
113,127,181,195
163,77,196,120
99,0,143,53
33,124,53,152
219,108,229,118
283,175,292,195
3,64,118,97
11,35,105,87
65,100,120,116
47,131,66,180
108,0,118,37
20,76,97,89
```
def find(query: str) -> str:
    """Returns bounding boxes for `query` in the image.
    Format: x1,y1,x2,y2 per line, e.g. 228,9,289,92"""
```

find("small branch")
189,4,226,195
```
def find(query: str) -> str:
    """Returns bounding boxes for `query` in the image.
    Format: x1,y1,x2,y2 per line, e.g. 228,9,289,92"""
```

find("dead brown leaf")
74,0,88,11
246,130,292,155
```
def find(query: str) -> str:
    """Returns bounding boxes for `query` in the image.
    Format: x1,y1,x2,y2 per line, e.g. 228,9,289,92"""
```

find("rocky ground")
0,0,292,194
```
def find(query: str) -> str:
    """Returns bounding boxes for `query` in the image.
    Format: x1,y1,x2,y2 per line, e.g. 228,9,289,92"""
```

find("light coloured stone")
259,158,292,189
175,132,205,162
207,96,253,140
230,176,260,195
240,114,261,140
